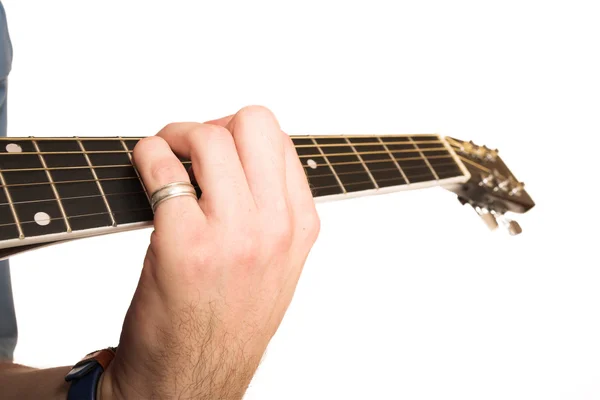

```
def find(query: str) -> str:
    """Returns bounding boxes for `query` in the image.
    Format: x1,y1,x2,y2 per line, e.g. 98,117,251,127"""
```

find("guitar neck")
0,134,469,258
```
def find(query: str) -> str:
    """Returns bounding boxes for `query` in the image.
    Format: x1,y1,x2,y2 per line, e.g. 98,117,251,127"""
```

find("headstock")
444,137,535,235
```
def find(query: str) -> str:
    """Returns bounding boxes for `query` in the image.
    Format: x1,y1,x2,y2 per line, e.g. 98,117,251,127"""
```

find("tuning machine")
470,204,522,236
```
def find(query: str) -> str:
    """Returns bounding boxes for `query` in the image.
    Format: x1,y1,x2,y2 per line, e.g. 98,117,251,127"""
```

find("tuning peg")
496,213,523,235
486,148,499,161
473,206,498,231
475,207,498,230
507,220,522,235
475,145,488,158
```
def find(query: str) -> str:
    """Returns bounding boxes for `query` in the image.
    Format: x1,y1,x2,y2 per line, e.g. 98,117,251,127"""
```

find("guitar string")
0,135,442,141
0,147,452,174
0,139,445,154
0,160,462,207
0,155,456,189
0,154,455,179
0,170,448,228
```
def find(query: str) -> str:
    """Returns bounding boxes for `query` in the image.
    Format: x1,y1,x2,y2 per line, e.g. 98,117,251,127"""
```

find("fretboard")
0,134,468,256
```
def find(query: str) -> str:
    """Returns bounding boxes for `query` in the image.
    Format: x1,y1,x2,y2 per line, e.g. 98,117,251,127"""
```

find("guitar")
0,134,534,260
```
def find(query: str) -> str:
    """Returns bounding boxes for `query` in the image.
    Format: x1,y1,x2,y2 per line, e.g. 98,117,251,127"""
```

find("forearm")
0,363,71,400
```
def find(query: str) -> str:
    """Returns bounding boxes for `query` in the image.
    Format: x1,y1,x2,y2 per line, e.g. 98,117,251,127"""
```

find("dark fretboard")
0,135,468,252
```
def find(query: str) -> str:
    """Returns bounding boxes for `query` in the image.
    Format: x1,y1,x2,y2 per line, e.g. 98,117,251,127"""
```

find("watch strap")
65,347,116,400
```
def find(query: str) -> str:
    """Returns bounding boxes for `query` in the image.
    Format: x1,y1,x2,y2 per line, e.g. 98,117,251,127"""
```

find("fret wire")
312,138,346,194
378,137,410,184
0,169,446,229
345,137,378,189
0,139,445,154
0,154,455,174
119,136,151,203
0,158,459,191
0,169,24,238
78,138,117,227
408,136,439,180
32,140,72,232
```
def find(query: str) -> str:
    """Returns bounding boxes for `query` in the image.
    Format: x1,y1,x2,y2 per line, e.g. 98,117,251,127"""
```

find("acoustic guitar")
0,134,535,260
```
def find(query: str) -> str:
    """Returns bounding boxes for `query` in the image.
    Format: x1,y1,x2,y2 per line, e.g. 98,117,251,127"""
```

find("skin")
102,105,320,399
0,105,320,399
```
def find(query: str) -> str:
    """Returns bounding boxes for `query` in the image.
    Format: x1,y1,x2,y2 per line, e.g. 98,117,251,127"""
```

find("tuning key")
507,220,522,235
496,213,523,235
475,207,499,230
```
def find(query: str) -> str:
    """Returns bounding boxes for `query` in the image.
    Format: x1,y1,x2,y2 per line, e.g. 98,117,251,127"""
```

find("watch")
64,347,117,400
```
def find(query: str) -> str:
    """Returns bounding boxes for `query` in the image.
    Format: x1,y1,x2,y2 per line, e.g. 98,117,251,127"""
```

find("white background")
3,1,600,399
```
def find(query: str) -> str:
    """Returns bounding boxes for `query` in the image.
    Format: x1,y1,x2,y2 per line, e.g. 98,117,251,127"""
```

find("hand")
100,106,320,399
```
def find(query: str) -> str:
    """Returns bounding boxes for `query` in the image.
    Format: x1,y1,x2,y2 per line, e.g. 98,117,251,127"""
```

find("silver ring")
150,181,198,213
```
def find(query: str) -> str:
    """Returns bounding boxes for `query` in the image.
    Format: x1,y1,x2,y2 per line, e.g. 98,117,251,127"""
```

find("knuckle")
235,105,276,122
133,136,165,161
195,124,233,147
149,158,183,183
265,216,293,251
231,232,261,266
301,210,321,243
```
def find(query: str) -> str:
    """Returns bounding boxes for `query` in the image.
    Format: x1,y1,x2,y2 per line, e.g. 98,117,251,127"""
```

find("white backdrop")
3,1,599,399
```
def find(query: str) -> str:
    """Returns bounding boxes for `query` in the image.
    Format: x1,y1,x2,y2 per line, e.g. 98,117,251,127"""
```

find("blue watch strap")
66,362,104,400
65,347,116,400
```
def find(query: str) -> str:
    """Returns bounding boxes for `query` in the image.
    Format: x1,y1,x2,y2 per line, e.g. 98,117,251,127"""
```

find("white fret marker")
34,212,51,226
307,159,318,169
5,143,22,153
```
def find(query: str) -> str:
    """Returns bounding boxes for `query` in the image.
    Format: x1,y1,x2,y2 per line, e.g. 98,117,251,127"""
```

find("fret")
345,136,407,188
0,141,67,237
0,170,24,240
407,136,439,180
381,136,437,183
377,137,410,185
344,138,378,189
314,138,375,193
292,138,344,197
119,137,151,202
311,138,347,194
414,137,465,180
32,141,71,232
78,139,117,227
82,139,152,225
35,140,113,232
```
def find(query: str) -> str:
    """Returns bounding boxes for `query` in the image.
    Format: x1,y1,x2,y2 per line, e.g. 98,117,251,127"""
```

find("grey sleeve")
0,0,17,362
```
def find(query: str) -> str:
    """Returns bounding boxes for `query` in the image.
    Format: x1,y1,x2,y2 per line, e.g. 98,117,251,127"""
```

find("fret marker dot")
34,212,51,226
5,143,22,153
307,159,318,169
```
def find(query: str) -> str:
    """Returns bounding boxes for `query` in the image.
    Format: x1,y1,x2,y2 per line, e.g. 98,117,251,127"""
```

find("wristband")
65,347,117,400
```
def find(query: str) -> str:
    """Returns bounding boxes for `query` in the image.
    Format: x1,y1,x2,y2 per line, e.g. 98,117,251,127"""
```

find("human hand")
100,106,320,399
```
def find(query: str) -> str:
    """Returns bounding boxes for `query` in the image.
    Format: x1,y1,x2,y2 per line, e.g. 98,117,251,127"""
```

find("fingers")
282,134,320,245
132,136,205,236
226,106,289,212
156,122,254,219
